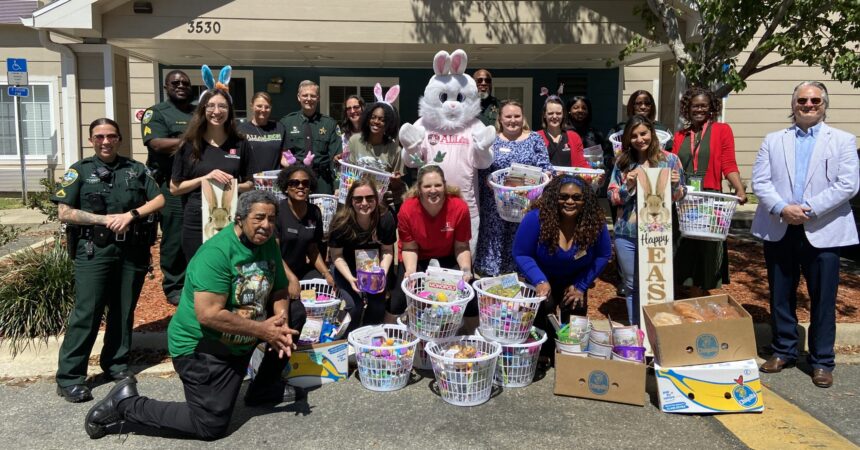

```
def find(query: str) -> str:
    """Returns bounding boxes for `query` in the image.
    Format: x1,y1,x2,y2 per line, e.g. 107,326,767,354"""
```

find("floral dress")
475,132,553,276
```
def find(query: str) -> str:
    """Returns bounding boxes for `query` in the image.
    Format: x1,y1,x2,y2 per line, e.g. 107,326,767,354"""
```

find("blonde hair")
405,165,461,199
495,100,530,133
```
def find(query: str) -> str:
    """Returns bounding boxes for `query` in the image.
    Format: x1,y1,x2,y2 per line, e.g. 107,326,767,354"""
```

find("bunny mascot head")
399,49,498,254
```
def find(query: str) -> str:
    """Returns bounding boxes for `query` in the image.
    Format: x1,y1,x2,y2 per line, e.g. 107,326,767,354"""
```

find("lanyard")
688,121,710,174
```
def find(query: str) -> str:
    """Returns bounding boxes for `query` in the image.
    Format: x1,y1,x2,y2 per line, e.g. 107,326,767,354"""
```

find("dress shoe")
812,369,833,388
110,370,136,382
57,384,93,403
759,355,795,373
85,376,138,439
244,380,304,406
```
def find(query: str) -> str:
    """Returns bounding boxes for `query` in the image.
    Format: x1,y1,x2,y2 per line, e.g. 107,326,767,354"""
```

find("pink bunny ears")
539,83,565,97
373,83,400,106
432,49,469,76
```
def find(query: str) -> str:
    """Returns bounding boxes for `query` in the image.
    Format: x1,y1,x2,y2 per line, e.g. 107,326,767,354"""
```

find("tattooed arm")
57,203,109,226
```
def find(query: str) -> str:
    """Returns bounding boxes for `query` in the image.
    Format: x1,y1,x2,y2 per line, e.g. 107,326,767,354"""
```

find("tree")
622,0,860,97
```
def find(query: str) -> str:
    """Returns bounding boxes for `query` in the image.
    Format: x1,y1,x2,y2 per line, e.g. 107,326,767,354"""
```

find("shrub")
0,221,22,247
26,177,60,223
0,239,75,357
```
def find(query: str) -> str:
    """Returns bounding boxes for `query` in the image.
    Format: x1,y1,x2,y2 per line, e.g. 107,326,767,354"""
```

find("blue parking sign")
7,58,27,72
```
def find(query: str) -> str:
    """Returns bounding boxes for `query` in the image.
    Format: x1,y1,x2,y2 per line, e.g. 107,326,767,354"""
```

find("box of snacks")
643,294,756,367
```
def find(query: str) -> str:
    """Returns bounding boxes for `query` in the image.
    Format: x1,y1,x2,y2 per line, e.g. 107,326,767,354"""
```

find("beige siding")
621,59,659,122
77,52,106,150
129,56,157,163
113,53,132,158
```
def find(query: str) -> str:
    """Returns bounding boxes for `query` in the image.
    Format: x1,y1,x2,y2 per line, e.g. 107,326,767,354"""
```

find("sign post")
7,58,29,203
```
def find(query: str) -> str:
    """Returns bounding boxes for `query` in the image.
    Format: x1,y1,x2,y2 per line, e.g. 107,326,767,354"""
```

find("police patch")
142,110,153,124
60,169,78,187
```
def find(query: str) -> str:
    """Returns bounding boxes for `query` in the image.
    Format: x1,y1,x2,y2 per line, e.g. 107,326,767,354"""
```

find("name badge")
499,147,512,153
689,176,703,191
574,248,587,260
287,227,299,234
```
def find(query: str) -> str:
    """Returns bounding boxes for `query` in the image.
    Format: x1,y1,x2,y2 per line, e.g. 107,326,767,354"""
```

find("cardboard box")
643,294,757,367
554,352,647,406
655,359,764,414
249,340,350,389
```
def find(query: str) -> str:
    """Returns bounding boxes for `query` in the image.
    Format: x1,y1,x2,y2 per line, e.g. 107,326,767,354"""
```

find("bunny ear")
201,179,216,205
373,83,384,102
222,179,235,208
557,83,565,96
539,87,549,97
637,170,652,196
655,168,670,194
449,49,468,74
201,65,215,90
384,85,400,104
433,50,450,75
218,66,232,86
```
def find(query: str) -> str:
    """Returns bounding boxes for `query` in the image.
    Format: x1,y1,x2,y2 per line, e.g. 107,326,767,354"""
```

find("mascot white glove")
399,123,426,151
472,125,496,151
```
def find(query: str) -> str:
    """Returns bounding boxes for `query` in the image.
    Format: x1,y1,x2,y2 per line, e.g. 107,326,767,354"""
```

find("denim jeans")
614,236,639,325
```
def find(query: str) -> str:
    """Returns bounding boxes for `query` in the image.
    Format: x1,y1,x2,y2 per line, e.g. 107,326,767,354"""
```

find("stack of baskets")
472,278,547,388
348,324,420,392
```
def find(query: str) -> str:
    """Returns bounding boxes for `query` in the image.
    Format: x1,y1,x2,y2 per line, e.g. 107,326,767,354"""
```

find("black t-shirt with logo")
328,210,397,274
237,120,287,174
276,200,324,278
171,136,251,230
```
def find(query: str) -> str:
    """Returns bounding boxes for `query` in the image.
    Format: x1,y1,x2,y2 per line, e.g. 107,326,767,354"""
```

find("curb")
0,236,56,262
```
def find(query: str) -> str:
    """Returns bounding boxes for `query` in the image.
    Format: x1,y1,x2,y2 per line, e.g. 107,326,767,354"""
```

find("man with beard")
474,69,500,127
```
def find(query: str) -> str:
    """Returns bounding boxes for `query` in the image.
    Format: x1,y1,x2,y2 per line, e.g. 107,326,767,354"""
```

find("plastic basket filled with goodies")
252,169,285,200
553,166,605,193
337,159,392,204
348,324,419,392
308,194,338,235
488,164,551,223
473,274,546,345
299,279,343,323
402,269,474,341
675,190,740,241
425,336,502,406
480,327,546,388
396,318,435,371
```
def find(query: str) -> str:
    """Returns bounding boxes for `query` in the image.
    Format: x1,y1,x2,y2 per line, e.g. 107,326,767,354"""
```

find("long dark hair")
339,94,365,136
327,179,383,242
179,88,243,162
626,90,656,121
532,175,604,255
567,95,593,126
615,115,664,170
359,103,400,145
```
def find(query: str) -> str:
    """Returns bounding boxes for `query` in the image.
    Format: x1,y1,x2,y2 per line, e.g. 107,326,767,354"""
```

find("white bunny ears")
373,83,400,106
200,65,232,102
432,49,468,76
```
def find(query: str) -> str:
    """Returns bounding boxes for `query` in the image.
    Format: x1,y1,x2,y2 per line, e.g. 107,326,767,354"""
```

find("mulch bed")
134,236,860,332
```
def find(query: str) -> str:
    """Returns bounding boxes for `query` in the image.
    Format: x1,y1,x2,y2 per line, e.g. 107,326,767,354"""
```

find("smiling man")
751,81,859,388
473,69,500,127
84,191,307,441
279,80,341,194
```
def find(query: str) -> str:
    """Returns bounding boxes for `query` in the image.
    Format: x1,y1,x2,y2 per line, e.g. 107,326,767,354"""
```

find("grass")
0,198,25,210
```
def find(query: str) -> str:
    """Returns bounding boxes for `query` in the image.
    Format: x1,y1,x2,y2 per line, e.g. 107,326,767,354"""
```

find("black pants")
388,256,478,317
119,300,306,440
532,279,589,358
334,271,386,333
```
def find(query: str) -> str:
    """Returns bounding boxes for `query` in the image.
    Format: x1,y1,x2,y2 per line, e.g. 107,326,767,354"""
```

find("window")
0,84,55,158
320,77,399,119
493,77,533,120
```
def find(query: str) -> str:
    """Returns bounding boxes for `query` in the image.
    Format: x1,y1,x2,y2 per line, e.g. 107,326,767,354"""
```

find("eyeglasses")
558,193,585,202
352,194,377,204
287,179,310,189
796,97,823,106
168,80,191,87
475,77,492,83
92,134,120,142
345,105,362,112
205,103,229,111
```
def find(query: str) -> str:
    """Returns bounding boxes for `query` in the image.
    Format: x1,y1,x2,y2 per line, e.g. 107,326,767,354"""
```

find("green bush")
0,239,75,357
26,177,60,223
0,221,22,247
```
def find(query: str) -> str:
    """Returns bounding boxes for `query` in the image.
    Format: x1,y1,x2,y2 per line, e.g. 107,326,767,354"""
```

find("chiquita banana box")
285,341,350,388
654,359,764,414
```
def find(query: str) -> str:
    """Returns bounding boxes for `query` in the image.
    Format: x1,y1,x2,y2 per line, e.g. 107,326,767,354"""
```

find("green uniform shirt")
52,155,160,214
279,110,341,193
478,96,501,127
167,226,288,357
141,100,193,182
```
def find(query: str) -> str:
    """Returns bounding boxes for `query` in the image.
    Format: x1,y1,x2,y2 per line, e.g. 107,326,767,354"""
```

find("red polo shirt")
397,195,471,261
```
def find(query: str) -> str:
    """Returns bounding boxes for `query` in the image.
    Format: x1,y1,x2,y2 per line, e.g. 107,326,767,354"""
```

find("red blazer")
671,121,739,191
537,130,590,168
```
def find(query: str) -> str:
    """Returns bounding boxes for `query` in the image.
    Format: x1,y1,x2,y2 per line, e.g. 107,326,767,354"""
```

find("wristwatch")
130,209,141,221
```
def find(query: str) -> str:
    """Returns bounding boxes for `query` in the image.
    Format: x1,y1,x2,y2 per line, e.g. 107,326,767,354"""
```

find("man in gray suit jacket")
751,81,859,388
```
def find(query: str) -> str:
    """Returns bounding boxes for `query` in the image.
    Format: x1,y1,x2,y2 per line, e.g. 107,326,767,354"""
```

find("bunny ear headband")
373,82,401,106
540,83,565,104
200,65,233,103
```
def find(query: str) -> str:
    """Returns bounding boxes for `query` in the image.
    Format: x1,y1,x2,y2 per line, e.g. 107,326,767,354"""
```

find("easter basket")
336,160,393,204
396,318,435,371
488,168,551,223
473,278,546,345
402,272,474,341
675,190,740,241
298,279,343,323
425,336,502,406
252,170,285,201
554,166,605,193
308,194,338,235
348,324,420,392
480,327,546,388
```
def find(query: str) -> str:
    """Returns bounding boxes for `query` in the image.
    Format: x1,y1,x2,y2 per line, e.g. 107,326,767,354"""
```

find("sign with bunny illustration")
201,178,238,242
636,168,674,321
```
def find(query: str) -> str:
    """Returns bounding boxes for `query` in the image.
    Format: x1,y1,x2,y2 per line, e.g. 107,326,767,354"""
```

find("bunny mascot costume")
400,50,496,254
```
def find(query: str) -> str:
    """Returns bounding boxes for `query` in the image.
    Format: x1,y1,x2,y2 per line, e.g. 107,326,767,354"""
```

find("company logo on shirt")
441,221,454,232
225,148,241,159
427,133,469,146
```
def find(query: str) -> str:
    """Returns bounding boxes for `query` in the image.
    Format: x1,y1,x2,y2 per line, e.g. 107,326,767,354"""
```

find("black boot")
84,377,138,439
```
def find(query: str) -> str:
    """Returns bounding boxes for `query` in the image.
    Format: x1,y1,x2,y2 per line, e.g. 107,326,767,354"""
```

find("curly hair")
532,175,605,255
327,179,383,243
679,86,722,125
275,165,318,195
